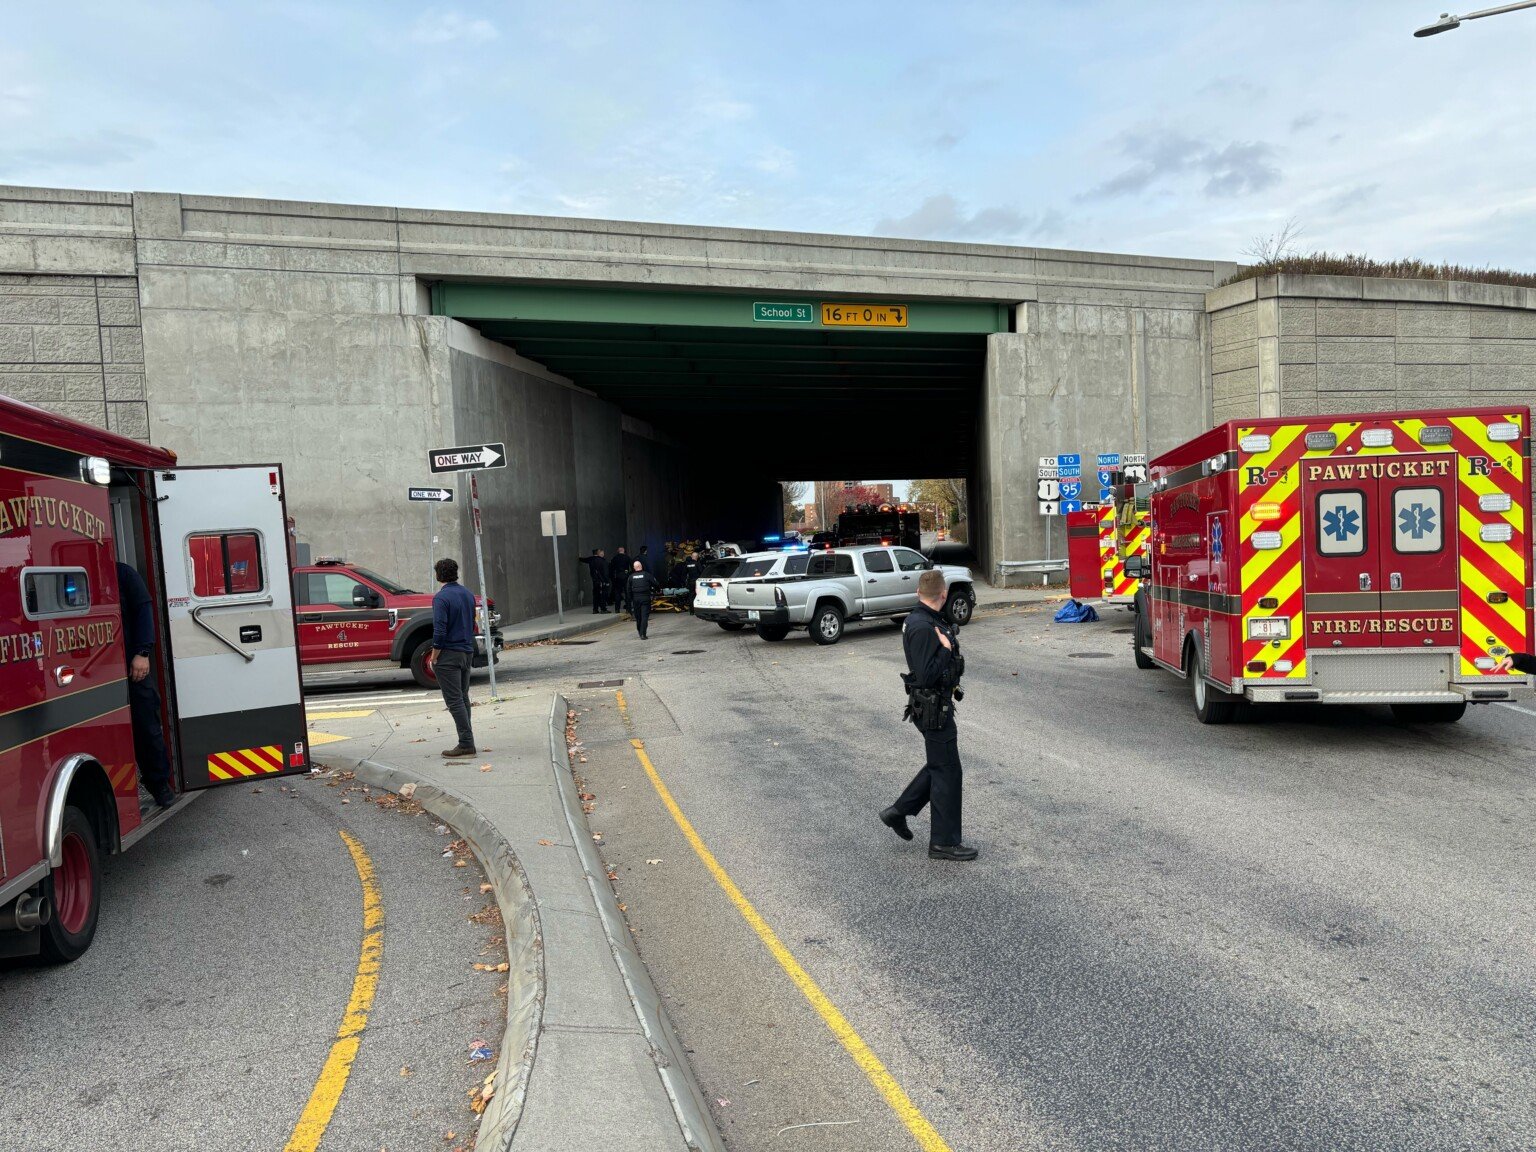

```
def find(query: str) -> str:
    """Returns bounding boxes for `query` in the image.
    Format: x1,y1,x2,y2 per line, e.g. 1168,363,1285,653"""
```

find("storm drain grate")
577,679,626,688
670,649,706,655
1067,652,1113,659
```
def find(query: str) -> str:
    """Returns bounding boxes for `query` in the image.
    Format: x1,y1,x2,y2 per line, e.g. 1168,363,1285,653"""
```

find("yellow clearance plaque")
820,302,908,328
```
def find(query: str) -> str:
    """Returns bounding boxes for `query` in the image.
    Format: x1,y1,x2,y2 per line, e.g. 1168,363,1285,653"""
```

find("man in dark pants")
429,557,478,757
627,560,659,639
116,562,174,809
582,548,609,613
881,569,977,861
609,546,631,614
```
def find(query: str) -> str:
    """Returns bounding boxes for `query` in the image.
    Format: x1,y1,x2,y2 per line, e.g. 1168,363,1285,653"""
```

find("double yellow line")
616,690,952,1152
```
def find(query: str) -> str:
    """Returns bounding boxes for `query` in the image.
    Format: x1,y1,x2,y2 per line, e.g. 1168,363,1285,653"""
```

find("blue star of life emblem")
1398,502,1436,540
1323,505,1360,543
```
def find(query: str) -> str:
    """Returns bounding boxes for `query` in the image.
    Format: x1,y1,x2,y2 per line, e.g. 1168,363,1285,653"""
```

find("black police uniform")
609,550,631,612
582,552,610,613
889,601,964,848
627,569,659,638
116,562,174,807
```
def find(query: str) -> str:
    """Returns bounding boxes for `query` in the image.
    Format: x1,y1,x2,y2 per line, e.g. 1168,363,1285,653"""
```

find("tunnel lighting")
1419,425,1454,445
1361,428,1394,447
1479,493,1513,513
1488,421,1521,441
1250,502,1283,522
1480,523,1514,543
1239,434,1271,453
1252,531,1283,550
1305,431,1338,451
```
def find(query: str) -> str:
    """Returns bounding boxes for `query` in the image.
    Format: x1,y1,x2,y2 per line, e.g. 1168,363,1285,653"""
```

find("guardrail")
996,558,1068,585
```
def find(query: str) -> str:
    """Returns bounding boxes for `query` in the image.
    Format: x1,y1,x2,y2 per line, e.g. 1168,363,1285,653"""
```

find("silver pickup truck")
727,545,976,644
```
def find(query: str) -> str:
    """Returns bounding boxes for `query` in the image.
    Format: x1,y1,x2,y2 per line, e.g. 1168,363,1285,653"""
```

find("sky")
3,1,1534,269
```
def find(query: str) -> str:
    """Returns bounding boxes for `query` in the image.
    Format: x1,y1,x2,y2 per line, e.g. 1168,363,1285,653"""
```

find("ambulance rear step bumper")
1241,649,1528,704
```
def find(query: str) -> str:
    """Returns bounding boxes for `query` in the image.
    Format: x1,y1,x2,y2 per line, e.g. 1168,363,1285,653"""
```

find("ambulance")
0,396,308,961
1129,407,1533,724
1066,478,1151,606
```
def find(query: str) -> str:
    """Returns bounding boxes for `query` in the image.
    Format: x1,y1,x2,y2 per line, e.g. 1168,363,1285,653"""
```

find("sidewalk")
500,606,625,646
343,693,722,1152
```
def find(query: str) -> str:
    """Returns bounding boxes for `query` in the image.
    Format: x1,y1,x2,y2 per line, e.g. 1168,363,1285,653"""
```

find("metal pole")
428,502,436,585
470,476,497,702
551,522,565,624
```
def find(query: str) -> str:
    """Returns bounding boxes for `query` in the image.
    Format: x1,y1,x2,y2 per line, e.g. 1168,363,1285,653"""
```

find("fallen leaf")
400,1065,413,1077
646,858,663,865
409,738,426,744
537,839,554,846
454,859,468,868
480,763,492,771
592,833,603,842
341,798,350,804
399,782,417,799
479,882,493,893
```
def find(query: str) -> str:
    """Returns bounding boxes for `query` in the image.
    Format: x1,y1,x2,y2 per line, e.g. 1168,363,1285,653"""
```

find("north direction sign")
428,442,506,474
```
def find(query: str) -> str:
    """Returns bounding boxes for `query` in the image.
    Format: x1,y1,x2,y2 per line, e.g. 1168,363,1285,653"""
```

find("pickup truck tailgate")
726,580,783,612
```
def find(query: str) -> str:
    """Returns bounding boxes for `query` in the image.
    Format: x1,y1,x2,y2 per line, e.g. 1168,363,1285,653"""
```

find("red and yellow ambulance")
1131,407,1533,723
1066,479,1151,606
0,396,308,961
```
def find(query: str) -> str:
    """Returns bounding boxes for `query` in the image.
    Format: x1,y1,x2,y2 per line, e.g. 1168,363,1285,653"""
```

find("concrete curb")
546,694,726,1152
502,613,623,647
349,761,543,1152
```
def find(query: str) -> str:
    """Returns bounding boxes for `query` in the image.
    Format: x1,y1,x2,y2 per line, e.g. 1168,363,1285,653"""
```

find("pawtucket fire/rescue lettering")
0,495,109,543
0,630,46,665
1304,459,1452,482
1309,616,1457,635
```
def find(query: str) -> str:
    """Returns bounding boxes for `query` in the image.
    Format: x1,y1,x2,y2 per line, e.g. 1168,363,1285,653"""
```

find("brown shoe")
442,746,476,757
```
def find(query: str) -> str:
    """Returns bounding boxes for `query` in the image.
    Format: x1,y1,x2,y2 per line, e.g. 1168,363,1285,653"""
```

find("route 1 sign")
1036,478,1060,501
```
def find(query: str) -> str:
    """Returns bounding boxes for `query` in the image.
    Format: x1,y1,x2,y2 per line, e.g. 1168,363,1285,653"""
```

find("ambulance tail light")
1273,659,1295,672
1258,596,1280,610
1479,493,1513,513
1480,523,1514,543
1487,591,1510,604
1305,431,1338,450
1419,425,1453,445
1245,661,1266,673
1474,656,1498,670
1488,421,1521,442
80,456,111,485
1360,428,1394,448
1239,434,1271,453
1250,502,1282,522
1251,531,1283,550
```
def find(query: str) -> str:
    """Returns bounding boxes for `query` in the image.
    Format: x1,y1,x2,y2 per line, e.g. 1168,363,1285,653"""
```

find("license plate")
747,610,760,621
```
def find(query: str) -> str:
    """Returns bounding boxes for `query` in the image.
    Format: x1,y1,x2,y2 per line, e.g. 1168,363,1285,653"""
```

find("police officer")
609,546,631,613
880,569,976,860
116,562,175,808
582,548,610,614
627,560,659,639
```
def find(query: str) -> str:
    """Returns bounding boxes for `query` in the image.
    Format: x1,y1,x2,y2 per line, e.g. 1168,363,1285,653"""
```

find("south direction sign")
428,442,506,474
752,301,814,324
408,487,453,503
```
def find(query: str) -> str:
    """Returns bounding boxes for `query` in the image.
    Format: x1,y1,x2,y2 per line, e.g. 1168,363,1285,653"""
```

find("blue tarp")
1053,600,1100,623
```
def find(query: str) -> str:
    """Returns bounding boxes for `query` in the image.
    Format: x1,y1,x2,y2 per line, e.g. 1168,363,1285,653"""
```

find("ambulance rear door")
153,465,309,789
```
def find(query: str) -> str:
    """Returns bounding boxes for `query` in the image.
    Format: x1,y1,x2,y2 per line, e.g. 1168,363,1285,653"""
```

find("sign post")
541,510,568,624
409,487,454,584
469,475,498,701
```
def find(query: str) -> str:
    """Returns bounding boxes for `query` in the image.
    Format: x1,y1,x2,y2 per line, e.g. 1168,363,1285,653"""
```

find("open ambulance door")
153,465,309,789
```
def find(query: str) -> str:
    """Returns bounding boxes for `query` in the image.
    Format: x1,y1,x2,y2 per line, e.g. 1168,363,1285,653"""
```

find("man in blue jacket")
429,557,479,757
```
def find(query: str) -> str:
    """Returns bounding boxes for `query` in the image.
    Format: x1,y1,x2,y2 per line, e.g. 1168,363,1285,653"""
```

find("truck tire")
944,588,975,627
755,623,790,642
1391,701,1466,725
40,806,101,964
409,636,439,688
811,603,845,645
1188,644,1237,725
717,621,746,632
1132,591,1156,669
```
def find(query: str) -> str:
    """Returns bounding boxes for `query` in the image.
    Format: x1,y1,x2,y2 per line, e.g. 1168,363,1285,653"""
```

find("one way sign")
408,487,454,502
428,442,507,474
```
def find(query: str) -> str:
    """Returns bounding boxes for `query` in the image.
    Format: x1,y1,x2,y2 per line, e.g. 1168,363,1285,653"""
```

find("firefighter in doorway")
116,562,175,809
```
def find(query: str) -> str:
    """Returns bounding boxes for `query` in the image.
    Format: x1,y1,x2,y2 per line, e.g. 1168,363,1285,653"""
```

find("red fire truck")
1130,407,1533,724
1,397,308,961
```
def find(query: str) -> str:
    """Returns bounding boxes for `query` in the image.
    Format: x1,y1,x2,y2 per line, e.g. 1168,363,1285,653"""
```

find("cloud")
1321,183,1378,214
1082,128,1280,200
873,194,1065,242
0,130,152,178
751,145,796,176
409,9,498,44
1290,112,1321,132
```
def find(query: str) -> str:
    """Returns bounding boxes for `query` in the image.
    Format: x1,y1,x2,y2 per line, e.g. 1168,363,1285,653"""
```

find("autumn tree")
907,478,967,529
781,480,809,526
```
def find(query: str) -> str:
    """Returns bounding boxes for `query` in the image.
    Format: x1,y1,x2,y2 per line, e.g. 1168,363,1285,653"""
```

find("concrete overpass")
1,184,1232,618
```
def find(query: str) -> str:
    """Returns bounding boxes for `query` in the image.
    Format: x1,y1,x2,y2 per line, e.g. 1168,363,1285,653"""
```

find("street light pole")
1414,0,1536,35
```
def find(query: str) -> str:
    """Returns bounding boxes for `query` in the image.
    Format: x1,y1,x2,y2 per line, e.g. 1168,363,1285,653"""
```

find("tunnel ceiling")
435,284,1010,478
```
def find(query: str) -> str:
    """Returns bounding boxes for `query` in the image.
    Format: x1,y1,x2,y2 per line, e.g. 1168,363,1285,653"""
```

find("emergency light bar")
1488,421,1520,441
1251,531,1283,550
1239,434,1271,453
1250,503,1282,521
1360,428,1394,448
1419,425,1453,445
1305,431,1337,450
80,456,111,485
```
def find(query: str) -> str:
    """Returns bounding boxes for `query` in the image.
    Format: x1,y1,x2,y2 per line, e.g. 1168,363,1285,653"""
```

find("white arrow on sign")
408,487,454,502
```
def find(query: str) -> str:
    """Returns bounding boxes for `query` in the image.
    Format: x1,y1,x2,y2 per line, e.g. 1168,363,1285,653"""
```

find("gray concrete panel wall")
0,272,146,436
1208,275,1536,423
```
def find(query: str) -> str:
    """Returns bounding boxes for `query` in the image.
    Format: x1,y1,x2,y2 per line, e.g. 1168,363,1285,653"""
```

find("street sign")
1038,456,1057,469
1038,500,1060,516
1057,453,1082,471
1036,478,1060,501
408,487,453,503
1096,453,1121,468
1037,464,1059,479
752,301,814,324
1060,480,1082,499
820,302,908,328
1062,500,1082,513
1099,487,1114,501
1123,453,1146,465
470,475,482,536
540,510,568,537
429,442,506,474
465,474,497,699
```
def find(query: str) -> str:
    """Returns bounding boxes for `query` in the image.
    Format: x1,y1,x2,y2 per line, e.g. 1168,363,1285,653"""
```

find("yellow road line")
305,709,376,720
614,690,952,1152
283,830,384,1152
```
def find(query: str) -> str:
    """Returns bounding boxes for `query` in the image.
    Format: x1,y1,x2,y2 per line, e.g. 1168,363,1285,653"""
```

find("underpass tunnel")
434,283,1009,601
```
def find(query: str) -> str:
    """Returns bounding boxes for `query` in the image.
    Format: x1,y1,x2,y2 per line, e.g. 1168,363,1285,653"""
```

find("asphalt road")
0,758,506,1152
496,603,1536,1151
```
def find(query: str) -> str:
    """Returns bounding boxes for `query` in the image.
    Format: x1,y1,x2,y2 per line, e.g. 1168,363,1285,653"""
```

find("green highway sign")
752,301,815,324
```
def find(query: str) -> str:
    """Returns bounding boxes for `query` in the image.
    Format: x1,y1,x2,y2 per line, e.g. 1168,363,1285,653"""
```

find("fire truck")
1,396,308,961
1129,407,1533,724
1066,478,1151,605
835,503,922,551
